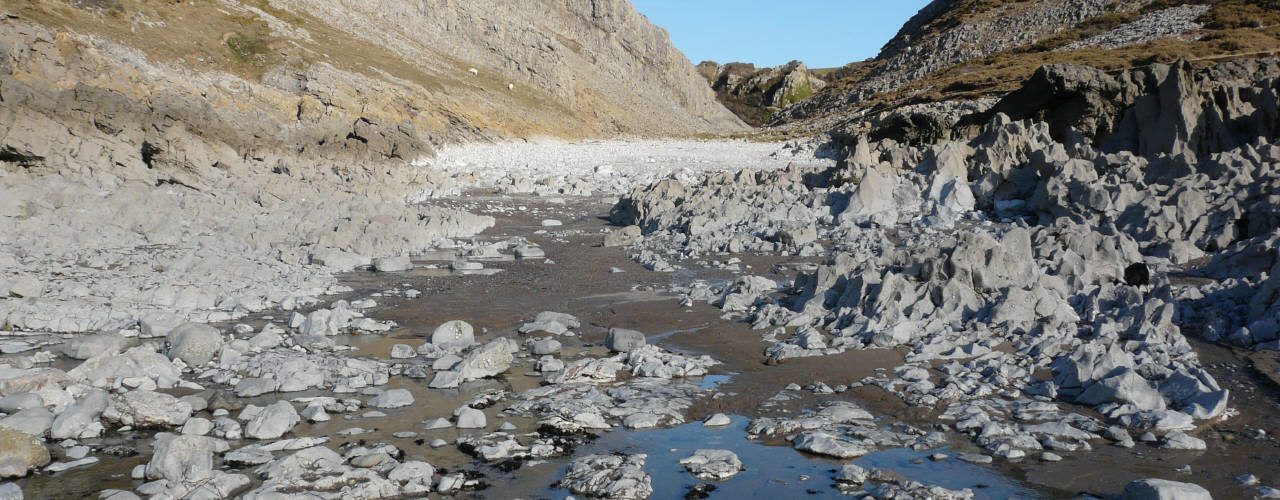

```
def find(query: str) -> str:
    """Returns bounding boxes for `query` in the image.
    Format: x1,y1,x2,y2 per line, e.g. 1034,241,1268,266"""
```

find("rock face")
697,61,827,126
958,59,1280,160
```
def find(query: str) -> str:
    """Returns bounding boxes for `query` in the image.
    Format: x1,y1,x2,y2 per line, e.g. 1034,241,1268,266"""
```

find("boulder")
455,340,515,380
0,408,52,437
244,401,299,440
455,407,486,429
430,320,475,348
147,433,217,483
605,328,646,353
372,255,412,272
166,323,224,366
0,427,49,478
104,390,192,428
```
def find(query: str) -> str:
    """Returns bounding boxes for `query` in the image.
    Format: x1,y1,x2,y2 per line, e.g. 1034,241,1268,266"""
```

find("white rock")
244,401,300,440
455,407,486,429
1122,478,1212,500
367,389,414,409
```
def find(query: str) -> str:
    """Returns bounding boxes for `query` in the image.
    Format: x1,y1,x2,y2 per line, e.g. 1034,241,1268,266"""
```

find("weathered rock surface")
0,426,50,478
560,453,652,499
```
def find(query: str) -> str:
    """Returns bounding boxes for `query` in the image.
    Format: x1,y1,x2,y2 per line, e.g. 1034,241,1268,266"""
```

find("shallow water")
491,415,1044,499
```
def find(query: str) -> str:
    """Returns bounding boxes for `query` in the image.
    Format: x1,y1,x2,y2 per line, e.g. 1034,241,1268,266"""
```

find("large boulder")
0,426,50,477
166,323,224,367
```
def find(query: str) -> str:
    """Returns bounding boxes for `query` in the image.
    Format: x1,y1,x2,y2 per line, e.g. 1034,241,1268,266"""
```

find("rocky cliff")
773,0,1280,133
0,0,742,191
696,60,826,126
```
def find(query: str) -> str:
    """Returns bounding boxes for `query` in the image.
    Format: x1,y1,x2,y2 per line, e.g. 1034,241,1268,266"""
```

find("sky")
631,0,932,69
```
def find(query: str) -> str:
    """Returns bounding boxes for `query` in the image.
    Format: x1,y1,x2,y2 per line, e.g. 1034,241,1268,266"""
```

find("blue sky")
631,0,932,69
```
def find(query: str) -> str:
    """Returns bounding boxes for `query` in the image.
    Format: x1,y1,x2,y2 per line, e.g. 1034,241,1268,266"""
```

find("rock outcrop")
697,61,827,126
612,56,1280,480
772,0,1278,134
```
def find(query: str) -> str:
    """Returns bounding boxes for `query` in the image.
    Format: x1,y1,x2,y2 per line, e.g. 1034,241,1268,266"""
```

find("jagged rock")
520,311,581,335
679,449,744,480
560,453,652,499
455,407,486,429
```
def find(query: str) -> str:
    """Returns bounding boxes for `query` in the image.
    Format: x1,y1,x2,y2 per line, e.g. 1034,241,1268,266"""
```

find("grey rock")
367,389,415,409
244,401,300,440
679,449,744,480
166,323,224,367
605,328,646,353
372,255,412,272
455,407,486,429
1121,478,1212,500
430,320,475,348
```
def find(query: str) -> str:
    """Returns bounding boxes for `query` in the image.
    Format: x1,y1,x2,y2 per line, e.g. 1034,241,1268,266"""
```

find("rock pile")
610,58,1280,495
